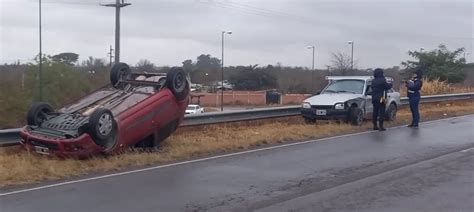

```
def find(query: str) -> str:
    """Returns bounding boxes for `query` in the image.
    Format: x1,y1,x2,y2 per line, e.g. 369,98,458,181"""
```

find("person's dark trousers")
409,95,421,126
372,101,386,129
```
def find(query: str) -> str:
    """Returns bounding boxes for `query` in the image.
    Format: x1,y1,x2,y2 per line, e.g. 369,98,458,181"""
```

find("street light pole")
39,0,43,101
221,31,232,112
348,41,354,73
307,45,315,93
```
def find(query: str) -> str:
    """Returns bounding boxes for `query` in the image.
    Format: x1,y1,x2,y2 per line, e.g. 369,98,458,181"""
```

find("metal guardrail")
0,92,472,147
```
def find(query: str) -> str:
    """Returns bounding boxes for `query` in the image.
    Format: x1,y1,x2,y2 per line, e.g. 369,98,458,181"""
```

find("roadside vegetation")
1,45,473,129
1,100,473,188
399,78,473,96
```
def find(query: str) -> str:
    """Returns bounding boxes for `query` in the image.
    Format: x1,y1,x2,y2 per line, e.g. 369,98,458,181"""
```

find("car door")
364,80,373,118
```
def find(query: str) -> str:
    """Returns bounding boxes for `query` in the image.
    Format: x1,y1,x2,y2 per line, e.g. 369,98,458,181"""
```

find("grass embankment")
400,78,473,96
0,64,109,129
1,100,473,188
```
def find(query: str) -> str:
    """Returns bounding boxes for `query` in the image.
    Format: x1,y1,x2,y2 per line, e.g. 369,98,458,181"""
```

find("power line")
29,0,100,6
198,0,473,41
221,1,317,23
198,1,319,25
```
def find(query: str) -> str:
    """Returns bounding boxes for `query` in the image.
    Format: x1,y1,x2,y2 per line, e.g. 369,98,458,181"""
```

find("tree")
195,54,221,71
229,65,278,90
182,59,194,73
51,52,79,66
135,59,156,72
402,44,466,83
330,52,353,75
81,56,106,71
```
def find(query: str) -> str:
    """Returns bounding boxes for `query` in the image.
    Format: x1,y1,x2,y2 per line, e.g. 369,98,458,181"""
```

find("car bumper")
20,127,103,158
301,108,349,120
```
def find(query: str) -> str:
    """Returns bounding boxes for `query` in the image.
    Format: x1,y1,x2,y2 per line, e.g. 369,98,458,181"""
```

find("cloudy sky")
0,0,472,69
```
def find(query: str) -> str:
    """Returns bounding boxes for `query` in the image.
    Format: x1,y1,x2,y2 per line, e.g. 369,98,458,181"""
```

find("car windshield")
187,106,196,110
322,80,365,94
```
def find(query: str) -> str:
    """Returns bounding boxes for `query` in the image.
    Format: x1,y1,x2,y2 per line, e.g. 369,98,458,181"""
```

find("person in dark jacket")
371,68,392,131
406,69,423,127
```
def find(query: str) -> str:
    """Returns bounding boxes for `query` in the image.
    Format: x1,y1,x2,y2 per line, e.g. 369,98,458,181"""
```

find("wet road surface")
1,115,473,211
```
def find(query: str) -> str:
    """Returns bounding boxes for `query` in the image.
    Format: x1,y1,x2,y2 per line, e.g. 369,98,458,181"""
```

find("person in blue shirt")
405,69,423,127
371,68,392,131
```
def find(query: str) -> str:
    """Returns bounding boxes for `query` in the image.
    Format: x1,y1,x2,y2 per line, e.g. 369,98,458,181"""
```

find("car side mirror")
314,90,321,95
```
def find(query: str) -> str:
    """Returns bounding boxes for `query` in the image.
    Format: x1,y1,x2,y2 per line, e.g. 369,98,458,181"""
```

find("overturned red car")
20,63,190,158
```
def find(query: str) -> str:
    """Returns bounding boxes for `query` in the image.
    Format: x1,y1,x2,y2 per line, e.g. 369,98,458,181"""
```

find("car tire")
88,108,118,150
304,118,316,124
110,62,131,89
349,107,364,126
166,67,189,101
27,102,53,126
385,103,397,121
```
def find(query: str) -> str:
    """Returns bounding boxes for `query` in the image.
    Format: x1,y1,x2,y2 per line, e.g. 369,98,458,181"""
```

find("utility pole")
101,0,131,64
39,0,43,101
107,45,114,67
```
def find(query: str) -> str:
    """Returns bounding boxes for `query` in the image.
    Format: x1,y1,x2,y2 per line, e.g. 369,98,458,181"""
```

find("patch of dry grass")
400,78,473,96
1,100,473,188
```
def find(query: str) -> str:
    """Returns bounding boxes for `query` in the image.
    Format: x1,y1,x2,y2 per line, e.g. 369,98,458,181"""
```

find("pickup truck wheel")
27,102,53,126
385,103,397,121
349,107,364,126
88,108,118,150
166,67,189,101
110,62,131,89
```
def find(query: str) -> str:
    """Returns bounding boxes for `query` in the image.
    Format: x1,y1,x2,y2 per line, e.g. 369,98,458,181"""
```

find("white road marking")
0,115,471,197
460,147,474,153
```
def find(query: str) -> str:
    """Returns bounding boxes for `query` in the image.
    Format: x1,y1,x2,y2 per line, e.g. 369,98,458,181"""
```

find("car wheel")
88,108,118,151
304,118,316,124
110,62,131,89
27,102,53,126
166,67,189,101
385,103,397,121
349,107,364,126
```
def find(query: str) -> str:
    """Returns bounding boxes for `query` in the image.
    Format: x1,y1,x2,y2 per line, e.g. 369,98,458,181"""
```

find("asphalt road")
1,115,473,212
